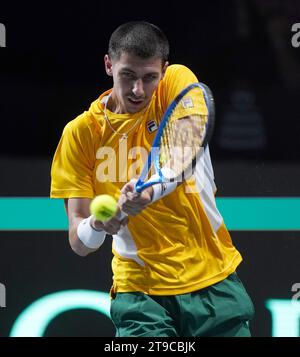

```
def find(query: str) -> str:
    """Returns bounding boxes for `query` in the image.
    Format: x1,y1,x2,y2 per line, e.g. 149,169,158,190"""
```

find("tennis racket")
119,82,215,217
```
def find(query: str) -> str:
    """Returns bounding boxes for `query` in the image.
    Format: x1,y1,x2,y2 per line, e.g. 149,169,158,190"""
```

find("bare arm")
65,198,128,257
65,198,96,257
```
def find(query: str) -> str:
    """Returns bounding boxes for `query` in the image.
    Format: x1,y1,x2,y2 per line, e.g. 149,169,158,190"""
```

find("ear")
104,55,113,76
161,61,169,79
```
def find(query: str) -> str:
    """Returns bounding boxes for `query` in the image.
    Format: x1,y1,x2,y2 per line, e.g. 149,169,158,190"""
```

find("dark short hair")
108,21,169,63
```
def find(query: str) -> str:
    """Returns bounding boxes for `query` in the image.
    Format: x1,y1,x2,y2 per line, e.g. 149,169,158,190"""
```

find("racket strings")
157,85,211,180
159,113,207,178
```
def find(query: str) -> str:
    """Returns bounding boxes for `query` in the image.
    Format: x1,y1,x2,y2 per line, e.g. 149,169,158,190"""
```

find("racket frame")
135,82,215,193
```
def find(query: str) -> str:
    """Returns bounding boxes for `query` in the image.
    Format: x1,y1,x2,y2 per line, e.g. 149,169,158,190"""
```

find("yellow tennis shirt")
50,64,242,295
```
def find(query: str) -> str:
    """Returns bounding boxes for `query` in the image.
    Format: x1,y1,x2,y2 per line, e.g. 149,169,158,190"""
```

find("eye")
121,72,136,80
144,74,158,83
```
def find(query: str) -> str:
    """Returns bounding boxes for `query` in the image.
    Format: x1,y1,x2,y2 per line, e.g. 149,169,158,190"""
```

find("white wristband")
77,215,106,249
150,168,177,203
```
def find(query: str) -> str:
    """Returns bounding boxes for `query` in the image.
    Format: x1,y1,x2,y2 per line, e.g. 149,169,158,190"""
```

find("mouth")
127,97,144,106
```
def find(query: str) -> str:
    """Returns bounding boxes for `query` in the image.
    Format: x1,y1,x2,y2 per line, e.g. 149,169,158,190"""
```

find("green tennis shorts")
110,272,255,337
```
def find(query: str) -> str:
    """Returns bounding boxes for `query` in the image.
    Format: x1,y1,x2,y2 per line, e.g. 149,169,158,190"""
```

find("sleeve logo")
181,96,194,109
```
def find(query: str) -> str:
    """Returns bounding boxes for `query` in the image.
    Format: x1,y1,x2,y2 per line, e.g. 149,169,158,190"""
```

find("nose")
132,79,144,98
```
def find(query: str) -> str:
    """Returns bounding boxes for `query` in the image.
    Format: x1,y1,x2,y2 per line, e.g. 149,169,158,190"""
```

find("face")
104,52,168,114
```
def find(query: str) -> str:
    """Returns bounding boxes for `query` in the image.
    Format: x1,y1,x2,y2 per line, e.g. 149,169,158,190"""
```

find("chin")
128,101,149,114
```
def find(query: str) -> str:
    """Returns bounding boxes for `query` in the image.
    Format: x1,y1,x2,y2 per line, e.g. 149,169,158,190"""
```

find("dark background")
0,0,300,337
1,0,300,160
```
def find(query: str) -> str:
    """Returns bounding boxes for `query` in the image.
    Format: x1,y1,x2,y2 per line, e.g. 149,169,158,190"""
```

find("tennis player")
50,21,254,337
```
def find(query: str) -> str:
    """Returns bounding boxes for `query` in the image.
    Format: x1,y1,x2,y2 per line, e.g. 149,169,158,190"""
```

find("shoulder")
156,65,199,107
165,64,196,75
164,64,198,82
159,64,199,93
63,99,103,139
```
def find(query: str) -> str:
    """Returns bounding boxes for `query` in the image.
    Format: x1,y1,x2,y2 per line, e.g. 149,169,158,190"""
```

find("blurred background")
0,0,300,337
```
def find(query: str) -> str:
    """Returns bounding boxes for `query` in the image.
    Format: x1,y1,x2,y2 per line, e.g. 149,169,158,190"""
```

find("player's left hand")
119,179,153,216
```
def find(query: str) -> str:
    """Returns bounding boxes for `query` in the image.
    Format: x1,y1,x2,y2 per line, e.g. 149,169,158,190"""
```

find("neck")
106,92,125,114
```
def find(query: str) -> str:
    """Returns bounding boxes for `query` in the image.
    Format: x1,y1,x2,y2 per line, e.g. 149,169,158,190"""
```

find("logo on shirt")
146,119,158,133
181,96,194,109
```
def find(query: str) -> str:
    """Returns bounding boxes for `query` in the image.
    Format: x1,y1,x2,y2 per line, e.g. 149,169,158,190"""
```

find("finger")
120,216,129,226
121,182,135,194
126,191,141,201
123,196,150,208
121,178,138,194
122,206,145,216
102,218,120,230
92,219,105,231
121,199,140,208
120,199,137,213
135,194,151,205
103,223,121,235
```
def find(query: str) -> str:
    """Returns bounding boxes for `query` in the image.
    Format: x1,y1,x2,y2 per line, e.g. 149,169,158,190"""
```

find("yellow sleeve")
159,65,208,121
160,65,199,108
50,113,98,199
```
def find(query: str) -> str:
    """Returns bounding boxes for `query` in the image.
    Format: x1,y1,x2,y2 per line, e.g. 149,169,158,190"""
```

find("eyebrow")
120,68,159,76
120,68,136,73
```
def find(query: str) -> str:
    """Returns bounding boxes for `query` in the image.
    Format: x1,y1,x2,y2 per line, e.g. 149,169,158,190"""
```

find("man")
50,21,254,337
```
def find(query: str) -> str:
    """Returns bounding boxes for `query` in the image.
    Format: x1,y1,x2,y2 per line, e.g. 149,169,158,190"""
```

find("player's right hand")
119,180,153,216
90,210,128,235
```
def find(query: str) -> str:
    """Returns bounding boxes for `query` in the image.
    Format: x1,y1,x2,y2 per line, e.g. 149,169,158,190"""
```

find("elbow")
69,236,90,257
71,244,89,257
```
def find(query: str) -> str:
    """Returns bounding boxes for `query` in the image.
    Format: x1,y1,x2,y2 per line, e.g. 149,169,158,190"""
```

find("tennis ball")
90,194,118,222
